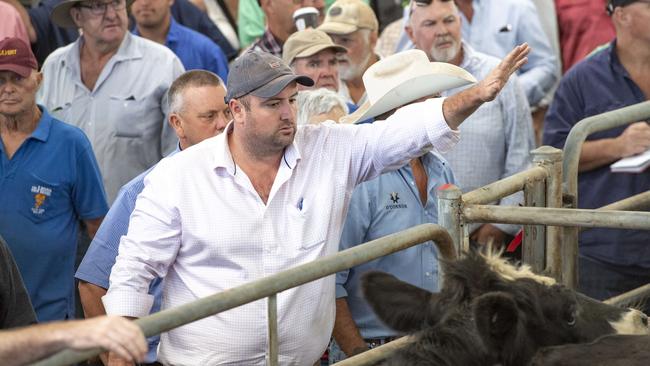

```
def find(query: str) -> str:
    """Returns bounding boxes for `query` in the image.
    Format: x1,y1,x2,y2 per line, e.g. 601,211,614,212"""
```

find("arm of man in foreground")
0,316,147,366
442,44,530,130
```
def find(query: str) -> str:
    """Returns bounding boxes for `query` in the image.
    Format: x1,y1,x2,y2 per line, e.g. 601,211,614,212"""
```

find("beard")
243,114,296,158
429,36,461,63
338,51,372,81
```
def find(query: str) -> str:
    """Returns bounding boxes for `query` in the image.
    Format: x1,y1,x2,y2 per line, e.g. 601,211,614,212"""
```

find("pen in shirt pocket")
499,24,512,33
297,197,304,211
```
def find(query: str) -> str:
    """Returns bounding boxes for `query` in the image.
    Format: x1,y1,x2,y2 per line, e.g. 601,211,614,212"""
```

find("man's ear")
229,99,246,122
405,24,416,44
70,8,83,28
169,113,184,138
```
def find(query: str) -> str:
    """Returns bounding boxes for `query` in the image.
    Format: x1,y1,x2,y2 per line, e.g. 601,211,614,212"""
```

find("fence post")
437,185,464,255
523,177,546,274
531,146,563,281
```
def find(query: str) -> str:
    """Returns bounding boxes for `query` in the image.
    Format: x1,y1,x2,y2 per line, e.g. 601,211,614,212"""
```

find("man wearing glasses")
37,0,185,204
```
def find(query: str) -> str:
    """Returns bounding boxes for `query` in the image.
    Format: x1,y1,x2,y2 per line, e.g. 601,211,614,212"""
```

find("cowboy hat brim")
51,0,135,28
339,63,477,124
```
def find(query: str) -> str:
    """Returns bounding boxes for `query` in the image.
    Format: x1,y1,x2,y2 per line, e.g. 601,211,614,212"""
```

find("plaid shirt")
251,28,283,57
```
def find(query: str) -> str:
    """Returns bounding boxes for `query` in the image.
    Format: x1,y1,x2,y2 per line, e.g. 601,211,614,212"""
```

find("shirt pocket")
286,204,327,251
18,174,64,224
109,94,149,138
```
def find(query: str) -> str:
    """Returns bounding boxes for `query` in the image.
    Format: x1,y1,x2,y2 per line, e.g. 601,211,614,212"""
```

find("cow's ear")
362,271,436,332
473,292,520,352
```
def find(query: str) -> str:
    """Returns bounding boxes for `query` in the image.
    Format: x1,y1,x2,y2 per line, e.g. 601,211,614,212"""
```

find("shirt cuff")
423,97,461,153
102,290,154,318
335,285,348,299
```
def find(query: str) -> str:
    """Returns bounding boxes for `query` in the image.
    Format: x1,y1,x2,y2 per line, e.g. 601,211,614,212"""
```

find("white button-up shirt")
103,98,457,365
37,33,185,203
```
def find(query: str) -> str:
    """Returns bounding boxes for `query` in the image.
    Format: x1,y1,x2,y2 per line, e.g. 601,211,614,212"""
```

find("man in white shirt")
103,46,529,365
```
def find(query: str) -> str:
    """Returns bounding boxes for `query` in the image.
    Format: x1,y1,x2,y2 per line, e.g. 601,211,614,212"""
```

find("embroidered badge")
386,192,407,210
31,185,52,215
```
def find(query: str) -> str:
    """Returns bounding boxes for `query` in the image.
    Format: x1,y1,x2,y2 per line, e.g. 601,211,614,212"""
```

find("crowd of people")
0,0,649,365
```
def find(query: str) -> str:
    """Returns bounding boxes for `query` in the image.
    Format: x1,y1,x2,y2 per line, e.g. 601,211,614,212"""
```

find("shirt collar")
458,41,477,70
165,18,181,46
607,39,629,79
30,105,53,143
62,33,142,82
212,122,303,174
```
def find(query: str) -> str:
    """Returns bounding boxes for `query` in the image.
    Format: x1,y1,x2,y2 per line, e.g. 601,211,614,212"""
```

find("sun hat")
339,49,477,124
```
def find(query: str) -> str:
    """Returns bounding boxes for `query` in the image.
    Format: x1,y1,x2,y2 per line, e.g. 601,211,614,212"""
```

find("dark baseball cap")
607,0,643,14
0,37,38,78
225,49,314,102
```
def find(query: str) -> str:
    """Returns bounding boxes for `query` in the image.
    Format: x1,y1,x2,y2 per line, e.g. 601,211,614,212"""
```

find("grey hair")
296,88,349,125
168,70,224,114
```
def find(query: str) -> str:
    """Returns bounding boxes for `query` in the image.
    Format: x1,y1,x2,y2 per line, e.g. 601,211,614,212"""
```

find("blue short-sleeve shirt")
0,106,108,321
336,152,457,339
133,18,229,82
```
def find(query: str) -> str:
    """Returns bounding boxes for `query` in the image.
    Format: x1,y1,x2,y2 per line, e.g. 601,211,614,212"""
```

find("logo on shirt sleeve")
386,192,407,210
31,185,52,215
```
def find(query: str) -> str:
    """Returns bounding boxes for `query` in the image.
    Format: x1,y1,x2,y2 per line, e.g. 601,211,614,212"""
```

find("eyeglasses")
76,0,126,16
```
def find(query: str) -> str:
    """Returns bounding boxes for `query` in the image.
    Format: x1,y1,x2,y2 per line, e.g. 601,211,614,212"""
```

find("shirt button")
425,272,431,277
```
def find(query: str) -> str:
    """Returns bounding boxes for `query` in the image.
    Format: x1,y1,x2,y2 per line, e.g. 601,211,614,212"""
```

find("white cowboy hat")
339,49,477,124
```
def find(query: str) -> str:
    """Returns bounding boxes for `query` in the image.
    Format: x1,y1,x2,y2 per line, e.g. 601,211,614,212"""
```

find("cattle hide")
529,334,650,366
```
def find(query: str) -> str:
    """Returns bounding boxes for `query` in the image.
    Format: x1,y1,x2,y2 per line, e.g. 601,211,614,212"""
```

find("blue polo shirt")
76,148,179,362
133,18,229,82
336,152,457,338
543,40,650,269
0,106,108,322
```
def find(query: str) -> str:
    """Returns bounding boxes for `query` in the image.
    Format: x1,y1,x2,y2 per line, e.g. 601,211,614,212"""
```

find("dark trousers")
579,255,650,313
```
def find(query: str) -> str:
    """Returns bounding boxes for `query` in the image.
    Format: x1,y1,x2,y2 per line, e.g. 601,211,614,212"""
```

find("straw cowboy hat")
339,49,477,124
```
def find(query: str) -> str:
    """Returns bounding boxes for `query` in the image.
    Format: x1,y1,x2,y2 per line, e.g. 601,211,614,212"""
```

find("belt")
364,336,399,349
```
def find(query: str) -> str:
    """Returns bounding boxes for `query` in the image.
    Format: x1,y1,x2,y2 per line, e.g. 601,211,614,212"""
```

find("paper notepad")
610,149,650,173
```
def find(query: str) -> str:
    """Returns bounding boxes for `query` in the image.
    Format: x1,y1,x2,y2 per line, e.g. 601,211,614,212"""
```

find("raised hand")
476,43,530,102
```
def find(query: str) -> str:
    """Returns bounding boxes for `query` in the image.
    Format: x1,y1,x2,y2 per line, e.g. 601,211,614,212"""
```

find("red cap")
0,37,38,78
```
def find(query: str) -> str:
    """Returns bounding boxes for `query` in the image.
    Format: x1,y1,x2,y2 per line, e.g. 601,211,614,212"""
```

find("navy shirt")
29,0,236,66
133,18,228,82
0,107,109,321
543,40,650,269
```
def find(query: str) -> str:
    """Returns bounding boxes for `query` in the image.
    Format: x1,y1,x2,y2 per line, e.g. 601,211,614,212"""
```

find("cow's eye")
566,313,576,326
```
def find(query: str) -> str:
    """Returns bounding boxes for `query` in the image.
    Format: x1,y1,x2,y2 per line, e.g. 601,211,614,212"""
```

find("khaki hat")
340,49,477,124
282,29,348,65
51,0,135,28
318,0,378,35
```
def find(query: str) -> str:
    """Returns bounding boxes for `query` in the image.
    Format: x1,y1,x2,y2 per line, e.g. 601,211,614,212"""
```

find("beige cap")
318,0,379,35
282,29,348,65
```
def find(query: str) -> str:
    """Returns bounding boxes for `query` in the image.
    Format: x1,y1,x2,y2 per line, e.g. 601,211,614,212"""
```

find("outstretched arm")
0,316,147,365
442,44,530,130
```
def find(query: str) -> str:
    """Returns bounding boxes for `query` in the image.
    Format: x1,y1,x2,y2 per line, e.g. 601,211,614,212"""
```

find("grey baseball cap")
226,49,314,102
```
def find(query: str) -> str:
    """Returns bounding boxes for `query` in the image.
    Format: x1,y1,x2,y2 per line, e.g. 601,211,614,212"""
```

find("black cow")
529,334,650,365
362,250,649,366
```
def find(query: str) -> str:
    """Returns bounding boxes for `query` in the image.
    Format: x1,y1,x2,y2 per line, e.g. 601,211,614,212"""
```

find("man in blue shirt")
0,37,108,322
543,0,650,313
131,0,229,82
328,50,462,361
75,70,231,364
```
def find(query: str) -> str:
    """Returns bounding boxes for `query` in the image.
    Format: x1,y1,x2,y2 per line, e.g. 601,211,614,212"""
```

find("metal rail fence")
34,225,454,366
